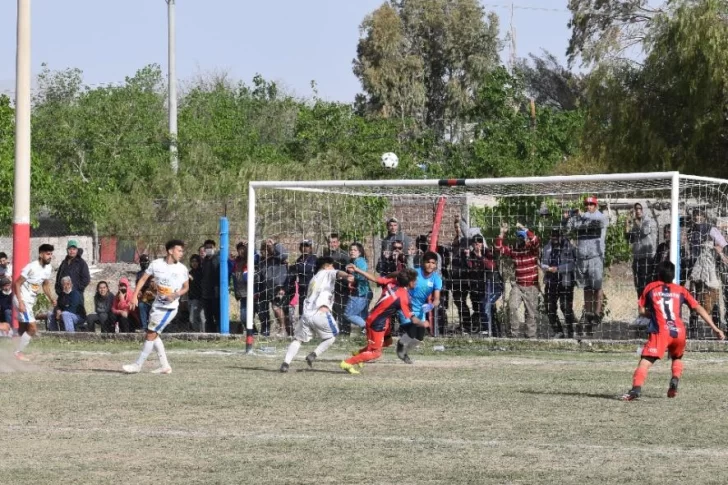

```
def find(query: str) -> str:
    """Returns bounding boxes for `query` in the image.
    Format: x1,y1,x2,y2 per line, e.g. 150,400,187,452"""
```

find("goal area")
244,172,728,346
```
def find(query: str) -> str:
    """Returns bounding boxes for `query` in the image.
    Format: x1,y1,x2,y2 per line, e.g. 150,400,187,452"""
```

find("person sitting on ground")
86,281,115,333
48,276,86,332
112,277,134,333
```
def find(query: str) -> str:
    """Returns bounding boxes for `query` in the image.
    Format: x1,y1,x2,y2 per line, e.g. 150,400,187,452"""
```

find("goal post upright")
671,172,681,284
245,185,256,353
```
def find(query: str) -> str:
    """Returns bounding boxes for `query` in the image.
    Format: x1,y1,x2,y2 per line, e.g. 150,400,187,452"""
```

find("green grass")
1,339,728,484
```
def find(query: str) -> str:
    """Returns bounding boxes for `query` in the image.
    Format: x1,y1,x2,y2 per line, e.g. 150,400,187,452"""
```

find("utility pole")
13,0,31,331
167,0,178,174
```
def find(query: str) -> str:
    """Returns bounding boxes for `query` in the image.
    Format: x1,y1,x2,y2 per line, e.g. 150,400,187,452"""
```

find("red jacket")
495,230,540,287
112,277,133,315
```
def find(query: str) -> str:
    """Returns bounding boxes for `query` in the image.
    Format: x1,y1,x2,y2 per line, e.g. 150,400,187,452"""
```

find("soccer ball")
381,152,399,169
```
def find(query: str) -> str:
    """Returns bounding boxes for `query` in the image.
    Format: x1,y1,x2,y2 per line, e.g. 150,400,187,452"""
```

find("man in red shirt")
340,268,426,374
495,222,540,338
621,261,725,401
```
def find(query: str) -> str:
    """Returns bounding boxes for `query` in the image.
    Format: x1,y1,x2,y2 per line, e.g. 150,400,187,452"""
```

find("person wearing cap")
540,228,577,338
380,217,413,254
624,202,657,298
293,240,318,318
562,195,609,336
54,239,91,297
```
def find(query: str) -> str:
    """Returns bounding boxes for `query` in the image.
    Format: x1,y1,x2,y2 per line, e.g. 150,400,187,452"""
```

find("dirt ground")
2,340,728,484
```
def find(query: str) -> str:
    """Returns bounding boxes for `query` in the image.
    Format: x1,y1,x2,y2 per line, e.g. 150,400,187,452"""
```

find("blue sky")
0,1,572,102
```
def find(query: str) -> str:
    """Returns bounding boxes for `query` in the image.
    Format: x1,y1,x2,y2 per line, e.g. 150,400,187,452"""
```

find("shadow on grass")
226,365,345,375
519,389,619,400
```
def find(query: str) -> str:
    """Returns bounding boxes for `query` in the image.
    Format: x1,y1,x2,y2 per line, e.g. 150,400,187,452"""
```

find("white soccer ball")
381,152,399,169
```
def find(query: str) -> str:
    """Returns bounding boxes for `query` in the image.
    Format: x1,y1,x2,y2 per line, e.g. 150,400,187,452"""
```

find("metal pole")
670,172,681,284
12,0,32,332
246,186,256,353
167,0,178,174
219,217,230,335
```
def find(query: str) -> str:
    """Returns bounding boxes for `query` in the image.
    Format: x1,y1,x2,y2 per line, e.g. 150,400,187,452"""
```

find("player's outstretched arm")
346,264,378,283
694,305,726,340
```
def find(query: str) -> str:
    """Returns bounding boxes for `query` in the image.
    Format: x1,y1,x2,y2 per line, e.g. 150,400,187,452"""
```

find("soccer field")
1,339,727,485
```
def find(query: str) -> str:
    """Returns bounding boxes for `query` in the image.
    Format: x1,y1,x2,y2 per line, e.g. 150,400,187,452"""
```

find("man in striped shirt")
495,222,540,338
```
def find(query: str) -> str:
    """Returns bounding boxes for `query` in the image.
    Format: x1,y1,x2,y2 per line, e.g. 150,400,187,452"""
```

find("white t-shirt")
16,260,53,307
146,258,189,310
302,269,337,320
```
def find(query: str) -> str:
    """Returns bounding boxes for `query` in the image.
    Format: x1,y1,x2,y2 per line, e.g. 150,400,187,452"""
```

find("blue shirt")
352,257,369,297
401,267,443,323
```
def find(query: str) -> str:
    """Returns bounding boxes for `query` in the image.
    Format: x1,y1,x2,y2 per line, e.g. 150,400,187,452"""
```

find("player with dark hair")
339,267,426,374
123,239,189,374
621,261,725,401
13,244,56,361
279,257,350,372
396,251,442,364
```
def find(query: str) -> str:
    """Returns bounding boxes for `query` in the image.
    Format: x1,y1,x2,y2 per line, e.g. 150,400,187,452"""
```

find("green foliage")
0,95,14,231
354,0,501,140
577,0,728,178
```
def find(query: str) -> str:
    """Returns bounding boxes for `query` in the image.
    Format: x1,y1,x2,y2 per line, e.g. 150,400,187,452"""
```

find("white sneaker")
150,366,172,375
122,363,142,374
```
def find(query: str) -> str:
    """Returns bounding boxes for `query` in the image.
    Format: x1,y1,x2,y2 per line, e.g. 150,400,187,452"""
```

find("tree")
32,64,168,232
354,0,500,141
0,96,14,231
567,0,666,67
579,0,728,177
516,51,586,111
445,67,583,179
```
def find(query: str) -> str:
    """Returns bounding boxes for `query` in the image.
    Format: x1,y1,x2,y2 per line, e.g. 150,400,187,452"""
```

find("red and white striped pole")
12,0,32,331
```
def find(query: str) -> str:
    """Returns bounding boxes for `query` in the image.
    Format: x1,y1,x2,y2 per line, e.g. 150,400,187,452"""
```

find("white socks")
135,339,155,367
284,340,302,365
16,332,31,353
313,337,335,357
154,337,169,368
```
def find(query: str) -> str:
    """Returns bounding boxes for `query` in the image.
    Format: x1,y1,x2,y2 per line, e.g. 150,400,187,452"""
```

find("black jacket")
55,249,91,296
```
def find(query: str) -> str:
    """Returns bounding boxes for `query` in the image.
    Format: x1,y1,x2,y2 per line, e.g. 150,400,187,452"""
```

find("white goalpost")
243,172,728,350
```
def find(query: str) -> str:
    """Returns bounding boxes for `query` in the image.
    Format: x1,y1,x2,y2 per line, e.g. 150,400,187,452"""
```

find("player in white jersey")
13,244,56,361
280,257,351,372
123,240,189,374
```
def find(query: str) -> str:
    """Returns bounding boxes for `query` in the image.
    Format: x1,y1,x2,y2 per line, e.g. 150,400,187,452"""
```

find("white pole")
12,0,32,320
167,0,178,174
245,186,256,351
670,172,681,284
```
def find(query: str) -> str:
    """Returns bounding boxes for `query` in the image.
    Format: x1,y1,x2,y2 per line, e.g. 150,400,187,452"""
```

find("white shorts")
148,307,178,334
13,297,35,323
294,311,339,343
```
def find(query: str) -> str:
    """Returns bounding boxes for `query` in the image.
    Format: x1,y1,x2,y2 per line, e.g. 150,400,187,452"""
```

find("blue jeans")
48,311,84,332
139,302,152,331
481,281,503,336
344,296,369,328
2,309,11,324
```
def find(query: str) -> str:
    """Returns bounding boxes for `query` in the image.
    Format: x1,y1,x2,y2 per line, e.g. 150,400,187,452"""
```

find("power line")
482,3,570,13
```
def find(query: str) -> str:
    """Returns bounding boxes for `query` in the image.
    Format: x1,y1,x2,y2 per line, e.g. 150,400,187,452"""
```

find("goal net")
244,173,728,342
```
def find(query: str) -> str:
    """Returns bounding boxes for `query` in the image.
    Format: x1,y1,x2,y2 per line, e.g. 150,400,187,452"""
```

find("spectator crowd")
2,198,728,340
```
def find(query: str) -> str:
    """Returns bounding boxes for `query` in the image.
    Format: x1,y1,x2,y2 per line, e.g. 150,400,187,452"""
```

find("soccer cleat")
620,390,640,401
13,351,29,362
402,354,413,365
151,366,172,375
305,352,316,368
667,377,679,398
279,362,289,373
122,363,142,374
339,360,360,375
396,342,406,361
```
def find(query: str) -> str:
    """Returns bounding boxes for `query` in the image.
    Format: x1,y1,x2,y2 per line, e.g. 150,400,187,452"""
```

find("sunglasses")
392,246,403,250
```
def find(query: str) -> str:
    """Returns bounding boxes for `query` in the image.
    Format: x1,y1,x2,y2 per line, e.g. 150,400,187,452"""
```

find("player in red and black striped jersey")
621,261,725,401
340,268,427,374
